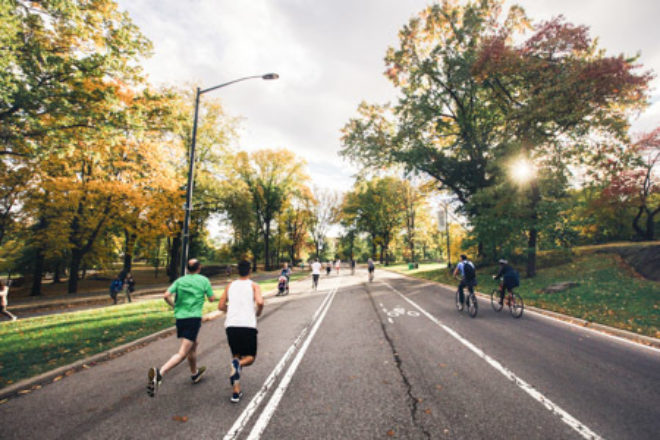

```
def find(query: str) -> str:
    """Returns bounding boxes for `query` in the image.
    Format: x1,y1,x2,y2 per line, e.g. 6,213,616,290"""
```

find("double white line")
224,279,341,440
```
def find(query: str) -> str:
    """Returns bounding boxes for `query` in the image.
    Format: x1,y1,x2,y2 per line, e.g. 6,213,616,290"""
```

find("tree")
234,149,309,270
1,0,151,157
308,188,340,260
342,177,406,265
599,127,660,240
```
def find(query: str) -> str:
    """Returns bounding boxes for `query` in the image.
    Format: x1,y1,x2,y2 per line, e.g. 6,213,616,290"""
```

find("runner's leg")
161,338,195,375
187,340,198,374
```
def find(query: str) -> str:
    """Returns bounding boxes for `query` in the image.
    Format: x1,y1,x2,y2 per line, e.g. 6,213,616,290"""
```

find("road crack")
365,283,431,440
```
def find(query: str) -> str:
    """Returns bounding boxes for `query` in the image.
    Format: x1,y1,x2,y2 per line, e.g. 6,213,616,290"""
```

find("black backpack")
463,261,476,281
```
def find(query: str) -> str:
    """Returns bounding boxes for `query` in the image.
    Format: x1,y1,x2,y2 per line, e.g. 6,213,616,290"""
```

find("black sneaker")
230,359,241,385
147,367,162,397
191,366,207,384
230,391,244,403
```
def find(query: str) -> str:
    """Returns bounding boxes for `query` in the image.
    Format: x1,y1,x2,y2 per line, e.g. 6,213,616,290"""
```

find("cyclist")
452,254,476,311
493,259,519,306
311,259,322,290
367,258,375,281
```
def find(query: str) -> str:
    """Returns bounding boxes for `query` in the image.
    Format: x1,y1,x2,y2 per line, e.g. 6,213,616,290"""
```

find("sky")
117,0,660,238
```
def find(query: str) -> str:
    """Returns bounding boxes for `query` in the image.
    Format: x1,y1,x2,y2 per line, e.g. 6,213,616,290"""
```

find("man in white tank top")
218,260,264,403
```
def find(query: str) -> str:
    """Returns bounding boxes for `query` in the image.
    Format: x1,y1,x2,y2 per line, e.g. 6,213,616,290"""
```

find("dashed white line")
246,279,341,439
381,280,603,440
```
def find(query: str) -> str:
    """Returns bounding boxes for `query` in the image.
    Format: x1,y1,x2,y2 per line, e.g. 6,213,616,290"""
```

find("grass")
0,272,308,388
386,255,659,339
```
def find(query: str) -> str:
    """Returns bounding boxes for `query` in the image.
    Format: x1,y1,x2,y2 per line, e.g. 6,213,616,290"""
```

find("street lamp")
180,73,279,277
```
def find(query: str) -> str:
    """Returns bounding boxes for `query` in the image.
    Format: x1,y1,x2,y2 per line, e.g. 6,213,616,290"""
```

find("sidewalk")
9,269,292,315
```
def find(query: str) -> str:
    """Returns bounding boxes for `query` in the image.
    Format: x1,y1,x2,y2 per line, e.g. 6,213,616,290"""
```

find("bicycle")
490,287,524,318
455,281,478,318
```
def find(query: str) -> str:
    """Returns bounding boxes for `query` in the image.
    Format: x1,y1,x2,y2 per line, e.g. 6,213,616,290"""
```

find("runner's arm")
253,282,264,317
163,290,175,308
218,283,230,312
206,281,217,302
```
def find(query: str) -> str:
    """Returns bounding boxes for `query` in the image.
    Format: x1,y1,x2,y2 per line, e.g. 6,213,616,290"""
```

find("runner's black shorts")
176,317,202,342
368,267,375,273
313,274,320,282
226,327,258,357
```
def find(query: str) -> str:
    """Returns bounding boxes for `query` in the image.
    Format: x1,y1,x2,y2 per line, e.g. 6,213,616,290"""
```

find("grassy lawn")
386,255,659,338
0,273,308,389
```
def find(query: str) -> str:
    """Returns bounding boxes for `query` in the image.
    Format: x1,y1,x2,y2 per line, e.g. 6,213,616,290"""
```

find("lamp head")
262,73,279,80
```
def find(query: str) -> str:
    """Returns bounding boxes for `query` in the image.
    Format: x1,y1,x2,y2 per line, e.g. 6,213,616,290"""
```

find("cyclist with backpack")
493,259,520,306
452,254,477,311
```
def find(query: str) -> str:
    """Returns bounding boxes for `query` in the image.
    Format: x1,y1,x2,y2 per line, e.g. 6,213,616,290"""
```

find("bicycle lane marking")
245,277,343,440
381,280,604,440
223,280,340,440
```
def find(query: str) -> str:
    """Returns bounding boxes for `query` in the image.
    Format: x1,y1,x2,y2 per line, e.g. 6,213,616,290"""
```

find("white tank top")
224,279,257,329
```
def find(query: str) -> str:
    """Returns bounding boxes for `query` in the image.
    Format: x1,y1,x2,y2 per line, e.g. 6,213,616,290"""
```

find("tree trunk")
264,221,271,270
53,261,62,284
30,249,45,296
645,207,658,240
167,235,181,282
68,250,83,293
632,206,645,239
123,230,137,274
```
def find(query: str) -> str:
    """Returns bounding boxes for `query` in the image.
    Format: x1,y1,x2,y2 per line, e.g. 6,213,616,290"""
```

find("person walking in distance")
218,260,264,403
124,272,135,303
0,280,17,321
146,259,216,397
311,258,322,290
335,258,341,275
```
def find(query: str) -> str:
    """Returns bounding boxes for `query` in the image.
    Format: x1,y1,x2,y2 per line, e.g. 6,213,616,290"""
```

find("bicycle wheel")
510,292,524,318
467,293,478,318
491,289,503,312
455,290,462,311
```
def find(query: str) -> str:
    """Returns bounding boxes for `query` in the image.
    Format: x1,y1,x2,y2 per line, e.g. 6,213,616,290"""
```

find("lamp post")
180,73,279,277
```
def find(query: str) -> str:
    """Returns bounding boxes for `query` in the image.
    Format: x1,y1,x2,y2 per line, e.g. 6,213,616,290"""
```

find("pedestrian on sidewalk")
218,260,264,403
123,272,135,303
0,280,18,321
146,258,217,397
109,276,123,305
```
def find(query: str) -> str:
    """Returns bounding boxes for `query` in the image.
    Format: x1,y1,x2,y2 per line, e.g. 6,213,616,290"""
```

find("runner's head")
283,262,288,269
460,254,468,261
187,259,201,273
238,260,251,277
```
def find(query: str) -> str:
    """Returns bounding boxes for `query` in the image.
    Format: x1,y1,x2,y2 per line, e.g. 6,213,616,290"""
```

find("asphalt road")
1,270,658,439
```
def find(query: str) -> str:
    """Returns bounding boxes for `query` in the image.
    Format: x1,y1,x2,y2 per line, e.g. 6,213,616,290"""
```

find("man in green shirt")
147,259,216,397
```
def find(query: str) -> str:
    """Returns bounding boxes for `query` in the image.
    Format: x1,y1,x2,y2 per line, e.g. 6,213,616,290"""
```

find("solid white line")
246,279,341,440
381,281,603,440
223,284,338,440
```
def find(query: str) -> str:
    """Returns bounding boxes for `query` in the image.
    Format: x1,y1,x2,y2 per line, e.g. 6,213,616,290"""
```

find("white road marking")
388,317,394,324
381,281,603,440
223,281,339,440
246,279,341,440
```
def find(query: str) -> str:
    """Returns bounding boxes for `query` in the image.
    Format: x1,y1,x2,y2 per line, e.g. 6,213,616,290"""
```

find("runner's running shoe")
230,391,244,403
147,367,162,397
191,366,207,384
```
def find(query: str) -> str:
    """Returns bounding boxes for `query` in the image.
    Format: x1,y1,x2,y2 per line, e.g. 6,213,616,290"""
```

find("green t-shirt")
168,274,214,319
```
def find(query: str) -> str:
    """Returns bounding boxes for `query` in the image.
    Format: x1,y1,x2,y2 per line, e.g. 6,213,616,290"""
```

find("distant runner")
311,259,322,290
147,259,216,397
218,260,264,403
335,259,341,275
367,258,375,282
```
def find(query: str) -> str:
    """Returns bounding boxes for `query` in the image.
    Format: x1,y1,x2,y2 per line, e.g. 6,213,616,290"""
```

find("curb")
0,276,310,401
383,269,660,350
